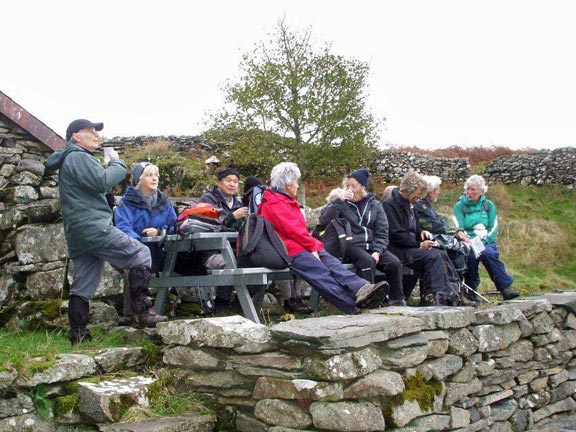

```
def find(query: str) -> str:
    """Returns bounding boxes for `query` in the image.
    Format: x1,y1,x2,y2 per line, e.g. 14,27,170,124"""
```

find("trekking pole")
462,281,491,303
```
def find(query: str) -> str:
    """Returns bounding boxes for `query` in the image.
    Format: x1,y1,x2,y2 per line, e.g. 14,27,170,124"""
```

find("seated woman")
318,168,405,306
259,162,388,314
382,171,456,306
454,175,519,300
115,162,177,271
414,175,470,276
242,175,312,314
114,162,173,325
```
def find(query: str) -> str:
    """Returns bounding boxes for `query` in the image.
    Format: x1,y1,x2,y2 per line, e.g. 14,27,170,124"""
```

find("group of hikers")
46,119,519,345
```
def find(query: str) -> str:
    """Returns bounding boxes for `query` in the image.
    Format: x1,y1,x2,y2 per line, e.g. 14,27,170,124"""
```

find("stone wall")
374,150,472,184
484,147,576,188
1,295,575,431
103,135,576,186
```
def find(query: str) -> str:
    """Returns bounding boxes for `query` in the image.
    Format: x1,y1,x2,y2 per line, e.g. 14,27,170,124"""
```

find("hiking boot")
501,287,520,301
420,293,436,306
135,308,168,328
68,296,91,345
356,281,389,309
69,327,92,345
284,297,314,314
459,296,478,307
388,297,407,307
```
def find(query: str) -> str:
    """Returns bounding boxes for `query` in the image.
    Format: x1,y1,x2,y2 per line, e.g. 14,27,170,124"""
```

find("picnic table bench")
143,232,412,324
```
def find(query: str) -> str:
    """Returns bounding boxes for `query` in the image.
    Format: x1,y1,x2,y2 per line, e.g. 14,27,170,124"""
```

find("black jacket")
382,188,423,263
319,193,389,254
199,186,243,231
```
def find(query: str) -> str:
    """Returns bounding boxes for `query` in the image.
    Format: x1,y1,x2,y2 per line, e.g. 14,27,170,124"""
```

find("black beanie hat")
243,175,262,194
348,168,370,188
217,167,240,180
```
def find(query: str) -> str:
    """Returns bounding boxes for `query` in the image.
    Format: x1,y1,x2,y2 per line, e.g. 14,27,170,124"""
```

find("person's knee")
205,254,226,269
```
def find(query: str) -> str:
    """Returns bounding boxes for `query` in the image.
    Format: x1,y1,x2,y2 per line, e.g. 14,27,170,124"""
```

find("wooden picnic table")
142,231,277,324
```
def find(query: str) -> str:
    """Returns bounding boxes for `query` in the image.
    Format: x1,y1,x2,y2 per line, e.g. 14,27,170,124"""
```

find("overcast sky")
3,0,576,150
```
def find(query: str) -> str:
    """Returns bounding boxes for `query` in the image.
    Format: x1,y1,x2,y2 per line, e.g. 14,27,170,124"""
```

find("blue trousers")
290,250,368,314
465,242,513,291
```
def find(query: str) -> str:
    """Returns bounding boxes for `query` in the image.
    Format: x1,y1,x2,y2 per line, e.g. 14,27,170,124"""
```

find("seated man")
382,171,457,306
199,167,266,311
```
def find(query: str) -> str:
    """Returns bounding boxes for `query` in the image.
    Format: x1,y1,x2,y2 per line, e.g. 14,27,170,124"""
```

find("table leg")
235,284,260,324
154,249,179,314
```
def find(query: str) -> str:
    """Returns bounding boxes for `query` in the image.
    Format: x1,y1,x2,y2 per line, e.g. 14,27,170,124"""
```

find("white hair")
422,175,442,194
270,162,301,191
464,174,488,194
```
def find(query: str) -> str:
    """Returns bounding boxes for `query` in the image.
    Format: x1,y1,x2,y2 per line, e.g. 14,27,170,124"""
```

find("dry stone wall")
152,295,576,432
1,295,575,431
375,150,471,184
484,147,576,187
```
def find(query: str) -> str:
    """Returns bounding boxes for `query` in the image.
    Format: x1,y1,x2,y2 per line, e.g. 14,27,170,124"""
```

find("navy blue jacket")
115,185,177,240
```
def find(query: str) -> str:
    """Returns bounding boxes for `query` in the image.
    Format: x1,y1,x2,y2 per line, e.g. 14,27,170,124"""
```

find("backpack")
175,203,222,235
312,218,353,262
242,184,266,215
236,213,291,269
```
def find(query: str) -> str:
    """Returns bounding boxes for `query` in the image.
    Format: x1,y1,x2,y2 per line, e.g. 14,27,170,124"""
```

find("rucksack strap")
331,219,352,261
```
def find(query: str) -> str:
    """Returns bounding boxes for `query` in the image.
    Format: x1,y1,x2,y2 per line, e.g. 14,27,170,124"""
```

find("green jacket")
45,142,128,258
453,194,498,244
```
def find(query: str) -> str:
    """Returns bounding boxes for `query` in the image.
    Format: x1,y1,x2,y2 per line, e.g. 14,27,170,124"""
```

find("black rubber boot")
128,266,168,328
68,296,92,345
284,297,314,314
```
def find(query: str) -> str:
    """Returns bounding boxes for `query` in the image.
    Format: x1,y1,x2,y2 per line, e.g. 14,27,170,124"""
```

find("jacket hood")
45,143,85,171
390,187,410,208
122,185,171,210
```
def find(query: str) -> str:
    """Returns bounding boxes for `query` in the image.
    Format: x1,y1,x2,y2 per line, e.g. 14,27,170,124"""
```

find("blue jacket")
115,185,177,240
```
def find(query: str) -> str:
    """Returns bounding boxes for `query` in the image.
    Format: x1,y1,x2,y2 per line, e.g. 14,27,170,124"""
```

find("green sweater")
45,143,127,258
453,194,498,244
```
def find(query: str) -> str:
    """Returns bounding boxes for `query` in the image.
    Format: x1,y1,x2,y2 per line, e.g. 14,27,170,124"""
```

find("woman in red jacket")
259,162,388,314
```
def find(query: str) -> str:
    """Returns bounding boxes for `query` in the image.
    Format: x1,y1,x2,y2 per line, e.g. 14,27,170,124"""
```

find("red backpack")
175,203,222,234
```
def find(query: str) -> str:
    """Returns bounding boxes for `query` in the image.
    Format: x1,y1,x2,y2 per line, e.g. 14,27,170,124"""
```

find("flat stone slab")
271,314,424,349
99,413,216,431
527,416,576,432
532,292,576,314
158,315,275,353
377,306,475,330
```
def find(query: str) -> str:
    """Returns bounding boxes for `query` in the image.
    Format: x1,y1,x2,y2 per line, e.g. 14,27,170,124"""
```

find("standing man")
45,119,167,344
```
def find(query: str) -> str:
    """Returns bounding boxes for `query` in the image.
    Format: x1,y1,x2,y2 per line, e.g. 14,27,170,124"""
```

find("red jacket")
259,189,323,256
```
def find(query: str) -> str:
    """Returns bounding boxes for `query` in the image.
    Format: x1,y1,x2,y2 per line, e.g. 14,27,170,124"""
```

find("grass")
0,325,154,374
